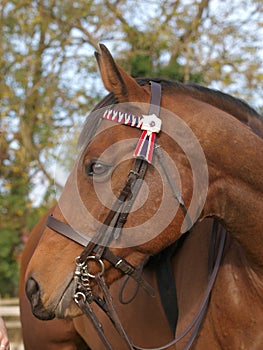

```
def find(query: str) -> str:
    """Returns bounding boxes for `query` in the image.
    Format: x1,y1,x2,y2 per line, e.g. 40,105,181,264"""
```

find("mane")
138,78,263,138
79,78,263,148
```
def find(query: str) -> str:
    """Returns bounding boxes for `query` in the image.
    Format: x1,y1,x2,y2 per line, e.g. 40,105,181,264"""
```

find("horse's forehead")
83,120,140,157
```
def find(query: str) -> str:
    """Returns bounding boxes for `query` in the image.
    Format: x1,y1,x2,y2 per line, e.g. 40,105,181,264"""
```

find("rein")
46,82,226,350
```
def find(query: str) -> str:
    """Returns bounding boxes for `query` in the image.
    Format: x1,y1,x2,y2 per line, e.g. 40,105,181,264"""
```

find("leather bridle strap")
46,215,91,246
77,298,113,350
76,81,162,263
76,221,226,350
132,225,226,350
101,248,155,296
154,144,193,229
73,82,163,350
46,214,154,296
95,275,135,348
148,81,162,116
85,158,148,261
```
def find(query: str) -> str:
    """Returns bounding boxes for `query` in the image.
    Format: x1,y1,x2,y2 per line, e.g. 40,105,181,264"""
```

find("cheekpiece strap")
102,81,162,163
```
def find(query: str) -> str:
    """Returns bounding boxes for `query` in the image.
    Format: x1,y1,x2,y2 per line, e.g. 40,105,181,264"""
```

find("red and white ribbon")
103,110,162,163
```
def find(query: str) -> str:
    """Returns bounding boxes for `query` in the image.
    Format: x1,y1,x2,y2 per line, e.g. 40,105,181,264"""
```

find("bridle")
46,82,226,350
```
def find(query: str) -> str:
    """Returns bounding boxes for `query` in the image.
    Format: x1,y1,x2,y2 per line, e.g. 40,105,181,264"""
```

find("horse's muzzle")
25,277,56,320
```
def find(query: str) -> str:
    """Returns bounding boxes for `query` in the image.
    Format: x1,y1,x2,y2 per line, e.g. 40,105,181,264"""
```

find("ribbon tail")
133,130,156,163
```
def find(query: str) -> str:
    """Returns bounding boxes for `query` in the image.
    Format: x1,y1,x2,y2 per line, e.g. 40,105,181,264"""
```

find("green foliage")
1,168,32,296
129,53,204,83
130,54,154,78
0,228,20,297
0,149,53,296
158,60,204,84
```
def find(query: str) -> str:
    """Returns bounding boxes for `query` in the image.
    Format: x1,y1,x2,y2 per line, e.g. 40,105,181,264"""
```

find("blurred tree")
0,0,262,296
0,0,102,295
106,0,262,103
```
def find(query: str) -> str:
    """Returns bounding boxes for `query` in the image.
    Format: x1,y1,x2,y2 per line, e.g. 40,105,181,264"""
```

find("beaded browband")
103,108,162,163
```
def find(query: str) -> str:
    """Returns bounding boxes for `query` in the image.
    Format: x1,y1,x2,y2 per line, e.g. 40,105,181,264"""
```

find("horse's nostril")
25,277,55,320
26,277,41,307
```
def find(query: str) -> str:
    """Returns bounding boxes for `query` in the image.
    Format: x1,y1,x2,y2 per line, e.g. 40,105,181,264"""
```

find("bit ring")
86,256,105,278
74,291,86,304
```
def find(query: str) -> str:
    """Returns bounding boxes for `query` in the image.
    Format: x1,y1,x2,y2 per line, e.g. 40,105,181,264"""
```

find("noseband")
46,82,226,350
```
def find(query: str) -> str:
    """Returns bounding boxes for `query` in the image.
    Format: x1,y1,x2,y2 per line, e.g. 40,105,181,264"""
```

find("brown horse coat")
21,45,263,349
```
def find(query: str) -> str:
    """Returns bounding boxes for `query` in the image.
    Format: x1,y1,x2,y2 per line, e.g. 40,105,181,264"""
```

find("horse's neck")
203,114,263,270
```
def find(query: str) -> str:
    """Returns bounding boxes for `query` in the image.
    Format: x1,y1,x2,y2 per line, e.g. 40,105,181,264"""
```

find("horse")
21,44,263,349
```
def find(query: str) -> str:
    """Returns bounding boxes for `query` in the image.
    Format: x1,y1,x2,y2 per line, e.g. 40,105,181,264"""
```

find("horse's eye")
86,161,111,177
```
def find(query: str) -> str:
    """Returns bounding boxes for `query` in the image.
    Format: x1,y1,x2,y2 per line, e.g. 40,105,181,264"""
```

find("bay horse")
21,44,263,349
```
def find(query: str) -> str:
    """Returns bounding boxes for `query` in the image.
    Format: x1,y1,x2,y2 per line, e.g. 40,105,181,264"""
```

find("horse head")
25,44,263,322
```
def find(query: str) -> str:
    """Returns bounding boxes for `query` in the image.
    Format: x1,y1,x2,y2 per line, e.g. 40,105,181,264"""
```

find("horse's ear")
95,44,149,102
